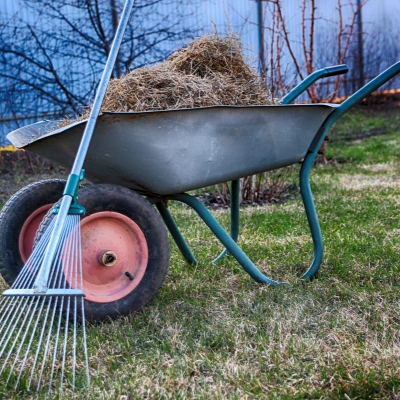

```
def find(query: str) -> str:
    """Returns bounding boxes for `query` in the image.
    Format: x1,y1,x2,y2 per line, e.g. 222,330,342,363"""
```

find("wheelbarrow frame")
146,62,400,285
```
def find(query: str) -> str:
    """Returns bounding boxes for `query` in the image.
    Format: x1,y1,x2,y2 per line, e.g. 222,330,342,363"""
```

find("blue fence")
1,0,399,146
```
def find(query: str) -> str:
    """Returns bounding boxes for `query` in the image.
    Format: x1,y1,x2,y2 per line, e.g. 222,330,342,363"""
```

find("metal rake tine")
80,297,90,386
31,221,71,391
6,296,46,387
76,217,90,387
47,216,76,393
0,296,9,317
60,298,70,393
0,297,18,333
30,218,72,388
31,223,70,391
71,219,79,389
70,215,86,388
60,217,79,391
35,297,60,392
0,296,37,375
15,295,52,390
47,216,73,292
12,218,56,289
0,299,22,346
41,297,64,391
73,297,77,389
0,297,31,358
0,289,33,330
38,218,74,392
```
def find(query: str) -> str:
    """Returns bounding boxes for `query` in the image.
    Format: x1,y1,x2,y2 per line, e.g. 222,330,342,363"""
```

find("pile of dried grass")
66,34,276,125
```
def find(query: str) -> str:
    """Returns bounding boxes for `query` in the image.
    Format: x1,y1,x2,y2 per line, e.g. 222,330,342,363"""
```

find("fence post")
357,0,365,89
255,0,266,75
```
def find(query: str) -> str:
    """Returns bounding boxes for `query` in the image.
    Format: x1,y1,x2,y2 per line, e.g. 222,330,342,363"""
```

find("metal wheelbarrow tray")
8,104,337,196
3,62,400,308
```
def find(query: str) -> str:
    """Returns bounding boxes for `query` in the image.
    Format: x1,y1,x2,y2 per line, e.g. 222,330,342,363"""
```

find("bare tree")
0,0,198,120
268,0,368,102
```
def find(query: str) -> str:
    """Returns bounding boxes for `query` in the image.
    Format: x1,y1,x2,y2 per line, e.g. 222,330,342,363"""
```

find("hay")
63,34,276,126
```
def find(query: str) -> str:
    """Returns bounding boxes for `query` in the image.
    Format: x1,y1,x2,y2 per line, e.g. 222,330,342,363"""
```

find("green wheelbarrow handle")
281,64,349,105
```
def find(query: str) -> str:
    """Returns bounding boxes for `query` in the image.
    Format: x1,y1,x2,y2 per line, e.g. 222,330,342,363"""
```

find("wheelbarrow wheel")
36,184,170,322
0,179,66,285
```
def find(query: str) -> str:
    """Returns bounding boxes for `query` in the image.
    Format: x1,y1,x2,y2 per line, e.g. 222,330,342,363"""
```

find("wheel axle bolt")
98,250,117,267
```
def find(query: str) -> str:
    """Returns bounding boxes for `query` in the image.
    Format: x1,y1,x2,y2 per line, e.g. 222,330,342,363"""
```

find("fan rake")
0,0,135,393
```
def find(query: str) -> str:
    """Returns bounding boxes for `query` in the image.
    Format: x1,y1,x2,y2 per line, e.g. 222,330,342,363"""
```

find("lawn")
0,107,399,399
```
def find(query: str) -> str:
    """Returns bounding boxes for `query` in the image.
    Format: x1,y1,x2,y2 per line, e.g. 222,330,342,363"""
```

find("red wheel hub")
79,211,148,303
19,204,54,263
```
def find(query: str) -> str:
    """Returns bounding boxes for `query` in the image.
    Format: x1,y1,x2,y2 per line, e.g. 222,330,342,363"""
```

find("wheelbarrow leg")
167,193,283,285
156,201,198,265
299,151,323,278
212,179,240,263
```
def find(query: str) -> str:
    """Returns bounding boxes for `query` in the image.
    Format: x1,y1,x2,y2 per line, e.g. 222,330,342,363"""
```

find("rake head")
0,213,90,394
0,0,138,392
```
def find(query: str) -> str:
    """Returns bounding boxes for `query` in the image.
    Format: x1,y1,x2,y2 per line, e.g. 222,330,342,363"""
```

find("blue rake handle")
30,0,136,294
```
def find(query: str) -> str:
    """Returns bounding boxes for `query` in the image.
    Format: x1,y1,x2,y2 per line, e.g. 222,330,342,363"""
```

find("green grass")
1,108,400,399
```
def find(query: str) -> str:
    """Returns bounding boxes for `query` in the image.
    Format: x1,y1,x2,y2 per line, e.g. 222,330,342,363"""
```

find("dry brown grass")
62,34,275,127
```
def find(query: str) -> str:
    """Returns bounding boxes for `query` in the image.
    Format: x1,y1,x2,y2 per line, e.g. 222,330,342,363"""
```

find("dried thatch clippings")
61,34,277,127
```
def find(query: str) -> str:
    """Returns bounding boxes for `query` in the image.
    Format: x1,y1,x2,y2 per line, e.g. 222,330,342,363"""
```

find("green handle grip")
324,64,349,77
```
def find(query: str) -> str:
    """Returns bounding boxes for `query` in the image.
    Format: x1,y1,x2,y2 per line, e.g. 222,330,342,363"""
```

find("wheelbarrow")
1,62,399,322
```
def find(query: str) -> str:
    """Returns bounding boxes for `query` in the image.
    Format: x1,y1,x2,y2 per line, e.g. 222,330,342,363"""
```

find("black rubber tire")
36,184,170,323
0,179,66,285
